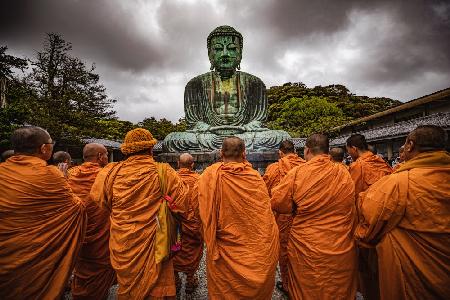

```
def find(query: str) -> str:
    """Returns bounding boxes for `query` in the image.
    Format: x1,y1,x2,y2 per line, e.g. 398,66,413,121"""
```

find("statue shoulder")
238,71,266,87
186,72,213,87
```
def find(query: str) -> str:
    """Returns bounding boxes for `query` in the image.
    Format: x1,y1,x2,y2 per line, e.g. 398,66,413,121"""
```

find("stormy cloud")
1,0,449,122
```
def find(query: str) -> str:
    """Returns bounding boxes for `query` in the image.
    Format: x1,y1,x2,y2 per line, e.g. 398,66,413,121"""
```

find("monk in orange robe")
195,137,279,299
330,147,350,170
68,143,116,300
172,153,203,293
0,126,86,299
263,140,305,293
346,134,392,300
392,145,405,171
90,128,189,300
271,134,357,300
355,125,450,299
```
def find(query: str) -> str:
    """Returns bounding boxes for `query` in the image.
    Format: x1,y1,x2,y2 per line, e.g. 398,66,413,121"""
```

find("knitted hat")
120,128,157,155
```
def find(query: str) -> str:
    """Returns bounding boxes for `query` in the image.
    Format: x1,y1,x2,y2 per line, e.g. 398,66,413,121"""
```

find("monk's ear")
242,151,246,161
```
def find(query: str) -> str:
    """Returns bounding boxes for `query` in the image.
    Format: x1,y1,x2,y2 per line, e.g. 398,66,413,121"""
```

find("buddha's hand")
187,122,211,133
243,121,268,132
209,125,245,135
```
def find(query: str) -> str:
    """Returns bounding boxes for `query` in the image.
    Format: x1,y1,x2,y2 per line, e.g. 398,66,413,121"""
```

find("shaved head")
83,143,108,166
1,150,14,162
10,126,51,154
346,134,368,151
179,153,194,169
221,137,245,161
279,140,295,154
407,125,448,152
329,147,345,162
53,151,71,164
305,134,329,155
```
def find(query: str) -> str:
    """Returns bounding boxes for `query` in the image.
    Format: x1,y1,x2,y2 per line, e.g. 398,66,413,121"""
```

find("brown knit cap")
120,128,157,155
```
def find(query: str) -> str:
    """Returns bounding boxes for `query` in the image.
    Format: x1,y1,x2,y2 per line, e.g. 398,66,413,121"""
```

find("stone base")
156,150,279,174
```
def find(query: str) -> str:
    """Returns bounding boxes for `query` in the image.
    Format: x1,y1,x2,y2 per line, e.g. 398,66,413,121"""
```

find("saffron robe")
355,151,450,300
172,168,203,276
263,153,305,291
196,161,279,299
90,155,189,300
271,154,357,300
68,162,116,300
0,155,86,299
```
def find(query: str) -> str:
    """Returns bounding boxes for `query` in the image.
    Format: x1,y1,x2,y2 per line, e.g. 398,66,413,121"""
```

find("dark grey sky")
1,0,449,122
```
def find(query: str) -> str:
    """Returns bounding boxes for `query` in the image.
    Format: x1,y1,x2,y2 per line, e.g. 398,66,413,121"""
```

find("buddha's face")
209,35,242,71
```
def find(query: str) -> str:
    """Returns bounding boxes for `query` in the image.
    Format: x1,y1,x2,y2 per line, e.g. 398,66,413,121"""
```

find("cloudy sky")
1,0,449,123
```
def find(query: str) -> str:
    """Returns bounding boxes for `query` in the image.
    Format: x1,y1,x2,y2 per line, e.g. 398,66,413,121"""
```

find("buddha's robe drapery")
163,71,290,151
263,153,305,291
349,152,392,300
172,168,203,277
0,155,86,299
196,161,279,299
67,162,116,300
90,155,189,300
271,154,357,300
355,151,450,300
349,152,392,197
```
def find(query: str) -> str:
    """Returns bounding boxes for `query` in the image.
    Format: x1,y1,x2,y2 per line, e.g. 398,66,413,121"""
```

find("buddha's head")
207,25,243,73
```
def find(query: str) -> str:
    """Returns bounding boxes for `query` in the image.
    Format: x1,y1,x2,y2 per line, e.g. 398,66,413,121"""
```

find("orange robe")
271,154,357,300
263,153,305,291
172,168,203,277
349,152,392,299
392,161,404,172
349,152,392,197
90,155,188,300
196,161,279,299
355,151,450,299
0,155,87,299
67,162,116,300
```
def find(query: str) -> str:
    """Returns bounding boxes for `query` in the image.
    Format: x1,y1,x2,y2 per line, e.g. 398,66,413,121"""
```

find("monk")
53,150,72,177
90,128,189,300
0,126,86,299
172,153,203,293
355,125,450,299
271,134,357,300
330,147,349,170
263,140,305,293
67,143,116,300
392,145,405,171
346,134,392,300
195,137,279,299
1,149,14,162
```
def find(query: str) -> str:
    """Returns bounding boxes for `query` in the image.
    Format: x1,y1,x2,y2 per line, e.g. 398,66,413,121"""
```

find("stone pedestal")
156,150,279,174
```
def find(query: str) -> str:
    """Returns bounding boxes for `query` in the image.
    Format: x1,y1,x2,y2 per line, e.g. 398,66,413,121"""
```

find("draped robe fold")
90,155,189,300
271,154,357,300
355,151,450,300
263,153,305,291
0,155,87,300
67,162,116,300
196,161,279,299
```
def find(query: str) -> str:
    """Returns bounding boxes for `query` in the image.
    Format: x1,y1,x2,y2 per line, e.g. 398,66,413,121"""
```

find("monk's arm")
349,162,364,197
89,164,117,210
354,174,406,247
270,169,295,214
262,163,277,197
165,166,189,216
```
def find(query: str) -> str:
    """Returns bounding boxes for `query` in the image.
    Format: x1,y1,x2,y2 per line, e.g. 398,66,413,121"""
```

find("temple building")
329,87,450,159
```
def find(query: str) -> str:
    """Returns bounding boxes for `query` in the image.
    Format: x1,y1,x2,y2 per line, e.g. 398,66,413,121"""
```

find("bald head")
1,150,14,162
407,125,448,152
346,134,368,151
179,153,194,169
329,147,345,162
10,126,51,155
279,140,295,154
53,151,71,164
221,137,245,162
305,134,329,155
83,143,108,166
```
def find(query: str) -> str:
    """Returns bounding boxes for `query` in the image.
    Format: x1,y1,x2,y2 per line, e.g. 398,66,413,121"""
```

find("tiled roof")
330,112,450,146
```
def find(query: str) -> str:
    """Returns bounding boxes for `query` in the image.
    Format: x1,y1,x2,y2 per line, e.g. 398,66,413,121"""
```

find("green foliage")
267,82,401,137
269,96,348,137
95,119,136,141
138,117,186,141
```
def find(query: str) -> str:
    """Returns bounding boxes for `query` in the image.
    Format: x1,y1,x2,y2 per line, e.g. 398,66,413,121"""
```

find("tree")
268,96,348,137
138,117,186,141
26,33,116,144
95,119,135,141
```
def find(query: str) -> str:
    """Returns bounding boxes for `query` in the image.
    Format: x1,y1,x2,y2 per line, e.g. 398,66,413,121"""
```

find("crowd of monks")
0,124,448,300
